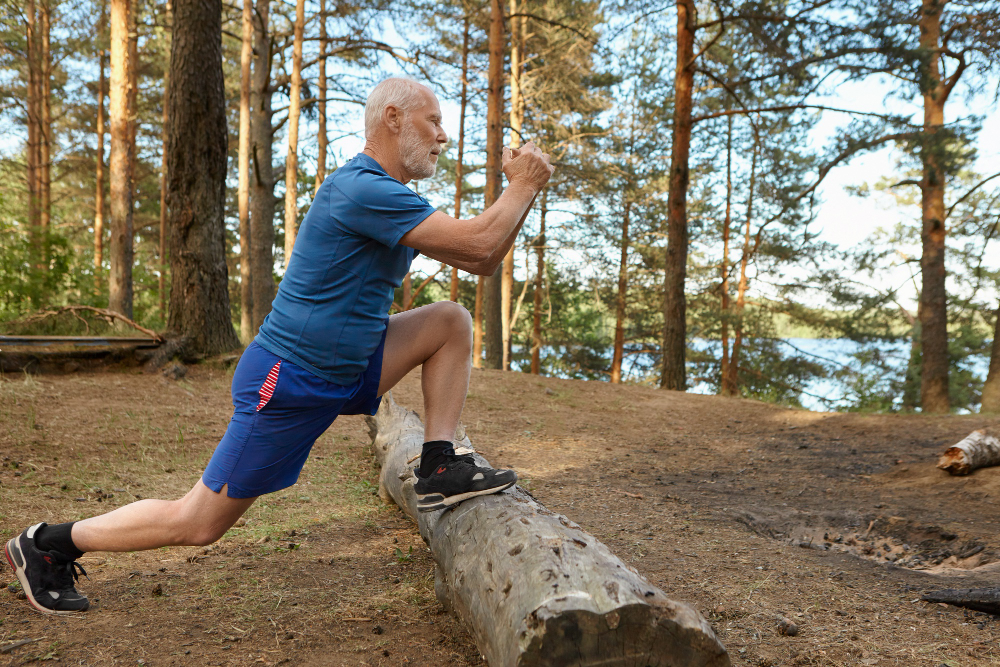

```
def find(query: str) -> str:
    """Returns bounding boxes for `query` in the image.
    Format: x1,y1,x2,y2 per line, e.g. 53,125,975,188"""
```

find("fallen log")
937,429,1000,476
922,588,1000,615
366,392,730,667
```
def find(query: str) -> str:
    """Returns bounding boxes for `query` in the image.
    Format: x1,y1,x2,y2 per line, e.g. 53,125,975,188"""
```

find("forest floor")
2,360,1000,666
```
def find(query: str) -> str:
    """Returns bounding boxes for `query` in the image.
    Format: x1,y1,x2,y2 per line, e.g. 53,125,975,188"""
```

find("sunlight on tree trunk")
501,0,524,371
283,0,305,269
530,189,546,375
729,132,759,392
94,14,107,294
108,0,134,318
917,0,950,414
981,305,1000,414
25,0,41,271
660,0,695,391
158,1,171,322
39,0,51,244
314,0,327,198
611,201,630,384
451,12,470,304
473,277,483,368
482,0,506,370
238,0,254,344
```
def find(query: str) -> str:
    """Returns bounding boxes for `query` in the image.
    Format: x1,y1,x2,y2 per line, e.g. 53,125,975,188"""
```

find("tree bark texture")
980,305,1000,413
923,588,1000,616
501,0,525,371
659,0,696,391
108,0,134,318
451,14,470,304
165,0,239,355
367,393,731,667
238,0,254,344
611,201,630,384
159,1,172,321
25,0,42,270
530,189,546,374
918,0,950,414
482,0,505,370
127,0,138,208
473,277,484,368
937,429,1000,476
719,115,735,397
314,0,327,197
283,0,305,268
250,0,276,333
94,34,107,291
39,0,51,236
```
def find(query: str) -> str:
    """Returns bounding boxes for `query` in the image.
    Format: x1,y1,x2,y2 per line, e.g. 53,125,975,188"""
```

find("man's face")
398,88,447,181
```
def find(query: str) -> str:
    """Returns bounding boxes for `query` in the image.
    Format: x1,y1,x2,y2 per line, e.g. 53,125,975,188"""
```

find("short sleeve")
329,155,437,248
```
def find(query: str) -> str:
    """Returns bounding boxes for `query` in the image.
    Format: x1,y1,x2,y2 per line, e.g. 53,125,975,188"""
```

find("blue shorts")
202,329,386,498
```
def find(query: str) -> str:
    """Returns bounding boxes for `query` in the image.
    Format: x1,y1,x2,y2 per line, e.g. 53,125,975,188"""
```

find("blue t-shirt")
255,153,436,385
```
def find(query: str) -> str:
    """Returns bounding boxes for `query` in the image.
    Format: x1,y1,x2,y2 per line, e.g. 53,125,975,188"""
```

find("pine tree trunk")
451,13,470,304
918,0,950,414
283,0,305,268
165,0,239,355
501,0,524,371
108,0,134,318
728,137,758,393
659,0,696,391
39,0,51,241
250,0,276,333
482,0,506,370
314,0,327,197
719,115,735,397
25,0,41,270
128,0,138,210
402,272,412,310
94,27,107,292
981,305,1000,413
530,189,545,374
237,0,254,345
473,276,484,368
611,201,630,384
158,1,171,322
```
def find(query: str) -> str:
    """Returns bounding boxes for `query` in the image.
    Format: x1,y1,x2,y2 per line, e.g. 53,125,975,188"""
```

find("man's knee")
433,300,473,338
167,501,230,547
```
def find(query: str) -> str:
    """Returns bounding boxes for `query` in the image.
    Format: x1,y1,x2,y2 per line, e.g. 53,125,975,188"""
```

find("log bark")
367,393,730,667
938,429,1000,476
922,588,1000,615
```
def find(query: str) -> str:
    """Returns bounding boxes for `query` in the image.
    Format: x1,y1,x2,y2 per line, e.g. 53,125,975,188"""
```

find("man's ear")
384,105,403,134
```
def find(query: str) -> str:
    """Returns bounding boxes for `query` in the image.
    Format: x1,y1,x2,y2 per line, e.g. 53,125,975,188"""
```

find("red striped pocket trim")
256,361,281,411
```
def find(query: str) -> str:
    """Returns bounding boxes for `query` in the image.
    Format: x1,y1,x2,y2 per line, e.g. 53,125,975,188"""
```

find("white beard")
400,122,438,180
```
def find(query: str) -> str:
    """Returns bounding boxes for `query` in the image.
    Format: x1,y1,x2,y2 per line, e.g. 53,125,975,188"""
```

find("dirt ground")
2,360,1000,666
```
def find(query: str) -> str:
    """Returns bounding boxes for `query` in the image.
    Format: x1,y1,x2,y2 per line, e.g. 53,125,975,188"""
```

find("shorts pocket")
256,361,282,411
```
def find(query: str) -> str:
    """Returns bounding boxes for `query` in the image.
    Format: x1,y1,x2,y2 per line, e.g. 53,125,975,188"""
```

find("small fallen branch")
923,588,1000,615
937,429,1000,476
8,306,164,342
0,637,44,654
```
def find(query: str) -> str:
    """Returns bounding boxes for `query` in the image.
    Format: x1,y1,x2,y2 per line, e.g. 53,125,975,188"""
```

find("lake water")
516,338,992,412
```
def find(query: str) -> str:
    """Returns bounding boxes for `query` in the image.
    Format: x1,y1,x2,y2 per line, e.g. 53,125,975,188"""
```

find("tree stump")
366,392,731,667
937,429,1000,476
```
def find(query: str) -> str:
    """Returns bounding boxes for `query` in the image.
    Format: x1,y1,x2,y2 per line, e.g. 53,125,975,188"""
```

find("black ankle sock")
35,522,85,560
419,440,455,477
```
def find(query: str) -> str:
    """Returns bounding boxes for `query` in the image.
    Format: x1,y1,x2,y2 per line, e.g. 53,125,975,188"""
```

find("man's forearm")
490,191,538,267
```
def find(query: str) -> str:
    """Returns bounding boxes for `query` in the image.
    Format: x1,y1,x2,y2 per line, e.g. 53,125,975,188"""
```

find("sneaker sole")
416,479,517,513
4,538,87,617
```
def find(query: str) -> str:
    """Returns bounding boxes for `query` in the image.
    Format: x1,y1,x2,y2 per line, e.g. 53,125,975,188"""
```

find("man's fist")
502,141,555,191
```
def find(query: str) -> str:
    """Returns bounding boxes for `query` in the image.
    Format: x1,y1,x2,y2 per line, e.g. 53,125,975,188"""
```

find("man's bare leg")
377,301,516,511
70,481,256,553
378,300,473,440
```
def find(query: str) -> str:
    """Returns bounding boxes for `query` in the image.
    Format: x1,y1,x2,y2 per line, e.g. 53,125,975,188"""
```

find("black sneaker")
414,455,517,512
5,523,90,615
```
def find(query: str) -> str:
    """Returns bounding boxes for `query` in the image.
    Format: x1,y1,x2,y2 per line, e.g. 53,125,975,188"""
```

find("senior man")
6,77,554,616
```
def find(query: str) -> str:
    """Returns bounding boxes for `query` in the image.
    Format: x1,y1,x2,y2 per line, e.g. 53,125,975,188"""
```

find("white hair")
364,78,427,138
